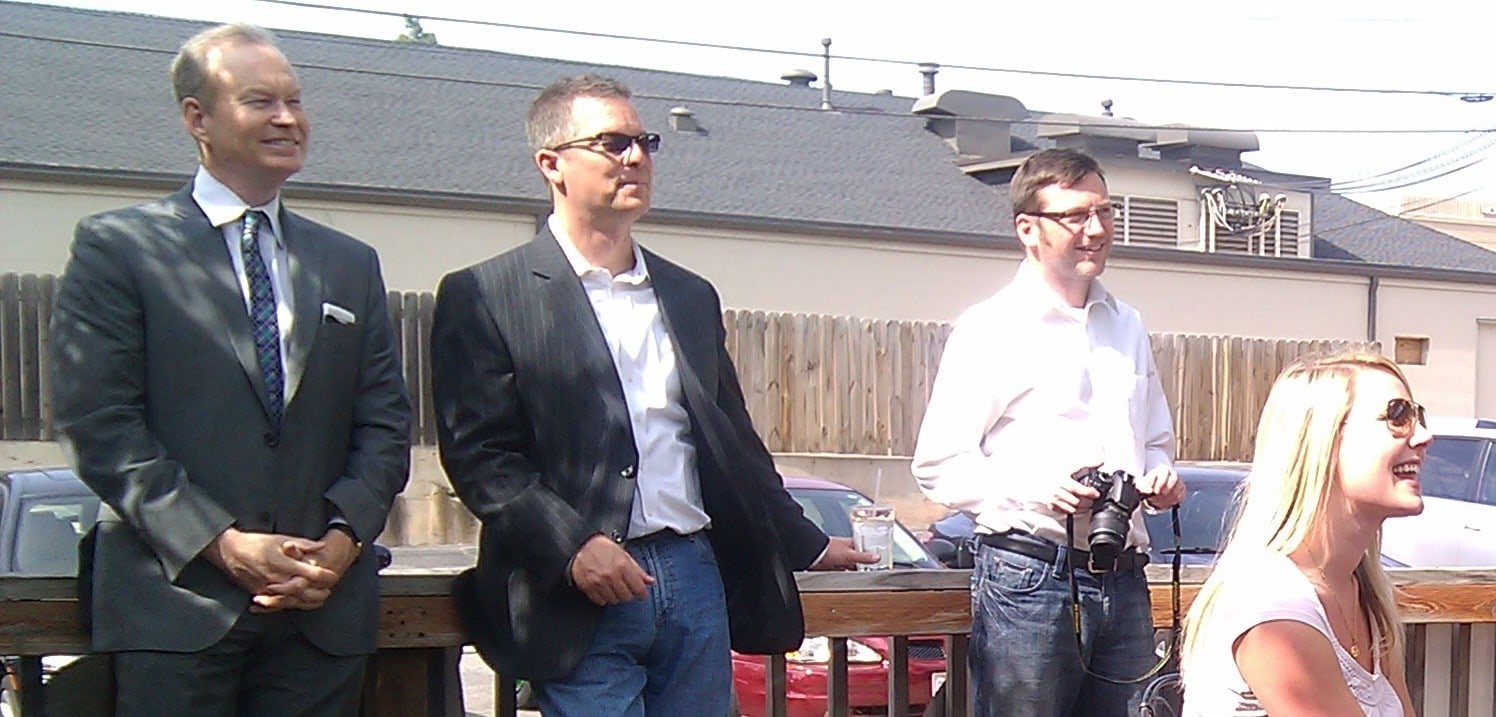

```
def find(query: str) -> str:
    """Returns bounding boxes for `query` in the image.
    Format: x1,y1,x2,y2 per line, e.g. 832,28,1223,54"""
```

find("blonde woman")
1181,351,1425,716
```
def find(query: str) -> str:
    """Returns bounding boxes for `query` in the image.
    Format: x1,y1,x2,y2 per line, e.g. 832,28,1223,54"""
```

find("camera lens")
1087,472,1142,570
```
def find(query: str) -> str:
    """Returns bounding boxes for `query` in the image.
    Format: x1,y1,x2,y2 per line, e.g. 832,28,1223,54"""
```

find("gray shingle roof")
4,0,1494,276
0,1,1004,237
1311,192,1496,274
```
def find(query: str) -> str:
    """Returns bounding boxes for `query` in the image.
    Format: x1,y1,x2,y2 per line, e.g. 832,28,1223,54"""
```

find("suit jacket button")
263,432,279,447
620,466,635,479
610,530,623,543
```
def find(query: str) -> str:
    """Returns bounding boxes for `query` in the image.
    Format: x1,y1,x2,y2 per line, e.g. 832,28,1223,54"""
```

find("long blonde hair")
1182,350,1406,670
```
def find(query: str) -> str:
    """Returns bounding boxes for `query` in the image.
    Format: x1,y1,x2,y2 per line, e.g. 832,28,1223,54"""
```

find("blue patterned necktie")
241,210,284,432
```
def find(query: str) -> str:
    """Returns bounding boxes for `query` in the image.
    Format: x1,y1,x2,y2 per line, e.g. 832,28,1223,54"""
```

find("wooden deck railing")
2,567,1493,716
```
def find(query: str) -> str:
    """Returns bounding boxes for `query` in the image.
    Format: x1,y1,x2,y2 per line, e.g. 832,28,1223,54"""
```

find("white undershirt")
549,216,711,539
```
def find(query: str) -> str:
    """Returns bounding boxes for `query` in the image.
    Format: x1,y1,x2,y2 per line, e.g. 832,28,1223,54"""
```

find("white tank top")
1182,552,1404,717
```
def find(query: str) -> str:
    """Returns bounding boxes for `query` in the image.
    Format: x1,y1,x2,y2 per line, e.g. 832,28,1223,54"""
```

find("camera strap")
1063,506,1182,685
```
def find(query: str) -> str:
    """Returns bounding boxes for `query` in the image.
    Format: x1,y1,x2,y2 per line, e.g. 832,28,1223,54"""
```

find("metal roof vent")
919,63,940,96
781,69,817,87
668,106,699,133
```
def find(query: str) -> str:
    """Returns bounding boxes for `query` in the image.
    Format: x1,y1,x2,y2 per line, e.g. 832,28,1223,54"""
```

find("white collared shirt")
191,166,294,384
911,260,1175,550
549,215,711,539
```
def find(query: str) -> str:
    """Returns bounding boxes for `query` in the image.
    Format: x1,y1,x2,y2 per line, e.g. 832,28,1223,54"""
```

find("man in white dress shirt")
912,148,1187,716
430,74,872,716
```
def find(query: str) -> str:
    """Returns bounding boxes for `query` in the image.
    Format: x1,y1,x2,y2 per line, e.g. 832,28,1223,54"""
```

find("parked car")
1380,417,1496,567
729,474,948,717
1,467,102,717
0,467,100,577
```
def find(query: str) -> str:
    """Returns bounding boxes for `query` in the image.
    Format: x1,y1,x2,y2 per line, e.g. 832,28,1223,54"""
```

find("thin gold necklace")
1315,572,1364,659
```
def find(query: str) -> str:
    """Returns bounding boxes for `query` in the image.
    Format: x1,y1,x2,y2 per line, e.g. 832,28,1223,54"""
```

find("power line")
255,0,1496,99
5,29,1494,137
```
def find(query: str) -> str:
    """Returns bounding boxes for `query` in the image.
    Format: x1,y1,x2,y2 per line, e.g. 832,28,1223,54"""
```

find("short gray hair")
171,23,279,106
526,74,633,152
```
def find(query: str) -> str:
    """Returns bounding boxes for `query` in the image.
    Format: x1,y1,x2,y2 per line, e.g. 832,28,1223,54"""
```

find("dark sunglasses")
1378,398,1427,438
549,132,661,157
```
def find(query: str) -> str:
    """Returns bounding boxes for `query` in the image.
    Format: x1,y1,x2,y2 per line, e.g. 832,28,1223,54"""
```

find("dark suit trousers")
112,610,366,717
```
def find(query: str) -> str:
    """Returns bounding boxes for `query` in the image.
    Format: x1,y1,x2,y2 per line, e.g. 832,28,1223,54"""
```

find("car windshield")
1143,476,1241,555
13,494,100,575
788,488,937,568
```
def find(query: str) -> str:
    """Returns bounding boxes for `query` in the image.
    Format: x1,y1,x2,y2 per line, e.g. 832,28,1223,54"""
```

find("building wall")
1377,279,1496,417
6,178,1494,415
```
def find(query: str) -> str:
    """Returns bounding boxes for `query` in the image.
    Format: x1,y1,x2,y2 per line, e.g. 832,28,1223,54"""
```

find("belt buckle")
1086,552,1113,574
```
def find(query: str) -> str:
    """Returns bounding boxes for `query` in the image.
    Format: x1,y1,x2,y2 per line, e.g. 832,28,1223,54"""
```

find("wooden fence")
4,274,1372,461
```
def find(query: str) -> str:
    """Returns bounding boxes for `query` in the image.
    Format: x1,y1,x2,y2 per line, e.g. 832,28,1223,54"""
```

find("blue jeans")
534,531,732,717
969,539,1155,717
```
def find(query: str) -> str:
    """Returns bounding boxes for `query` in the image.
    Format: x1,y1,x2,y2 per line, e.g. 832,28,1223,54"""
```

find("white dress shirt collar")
548,214,649,286
191,166,285,245
1010,259,1118,320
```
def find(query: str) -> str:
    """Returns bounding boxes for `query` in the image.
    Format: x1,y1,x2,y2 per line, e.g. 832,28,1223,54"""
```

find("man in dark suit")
431,75,872,715
49,24,411,717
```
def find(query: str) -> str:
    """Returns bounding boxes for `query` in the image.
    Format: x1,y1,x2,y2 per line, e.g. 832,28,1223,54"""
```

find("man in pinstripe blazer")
430,75,873,716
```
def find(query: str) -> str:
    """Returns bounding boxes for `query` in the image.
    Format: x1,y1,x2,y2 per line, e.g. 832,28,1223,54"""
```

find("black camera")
1076,468,1144,571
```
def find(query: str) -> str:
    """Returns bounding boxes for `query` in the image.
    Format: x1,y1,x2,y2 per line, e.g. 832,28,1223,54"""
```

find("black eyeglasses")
1023,202,1120,231
1378,398,1427,438
549,132,661,157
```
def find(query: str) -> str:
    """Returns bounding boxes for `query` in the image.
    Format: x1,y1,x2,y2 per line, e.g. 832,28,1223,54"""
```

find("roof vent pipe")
918,63,940,96
820,38,834,110
668,106,698,133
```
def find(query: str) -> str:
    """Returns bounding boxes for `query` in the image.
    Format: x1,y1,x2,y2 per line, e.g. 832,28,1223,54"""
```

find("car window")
14,495,100,575
1423,437,1482,502
1144,478,1241,552
789,488,934,568
1479,450,1496,507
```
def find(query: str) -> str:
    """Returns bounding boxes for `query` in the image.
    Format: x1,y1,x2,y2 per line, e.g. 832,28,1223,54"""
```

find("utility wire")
1334,135,1496,191
5,29,1494,136
256,0,1496,99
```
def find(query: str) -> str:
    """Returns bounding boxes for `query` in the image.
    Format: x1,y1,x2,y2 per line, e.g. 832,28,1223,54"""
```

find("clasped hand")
203,526,360,613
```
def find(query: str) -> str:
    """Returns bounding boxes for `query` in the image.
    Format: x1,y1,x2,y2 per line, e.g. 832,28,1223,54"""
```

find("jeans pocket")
981,553,1046,596
690,533,719,567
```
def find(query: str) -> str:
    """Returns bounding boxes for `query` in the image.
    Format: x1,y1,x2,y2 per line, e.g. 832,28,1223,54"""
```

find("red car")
730,475,949,717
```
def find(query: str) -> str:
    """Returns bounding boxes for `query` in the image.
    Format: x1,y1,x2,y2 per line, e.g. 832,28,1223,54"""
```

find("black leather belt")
978,531,1149,572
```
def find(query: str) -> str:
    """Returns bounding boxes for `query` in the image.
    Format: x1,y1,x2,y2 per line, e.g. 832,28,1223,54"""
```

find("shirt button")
620,466,635,479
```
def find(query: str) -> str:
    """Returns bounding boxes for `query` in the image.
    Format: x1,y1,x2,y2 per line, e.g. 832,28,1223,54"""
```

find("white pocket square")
322,302,357,325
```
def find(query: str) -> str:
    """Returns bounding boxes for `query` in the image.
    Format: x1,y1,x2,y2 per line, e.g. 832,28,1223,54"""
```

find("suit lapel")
525,228,632,431
168,187,278,422
280,211,323,405
646,249,717,400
